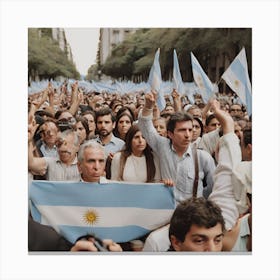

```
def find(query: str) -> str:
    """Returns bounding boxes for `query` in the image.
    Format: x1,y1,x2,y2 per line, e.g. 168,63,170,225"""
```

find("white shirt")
142,224,170,252
111,152,161,183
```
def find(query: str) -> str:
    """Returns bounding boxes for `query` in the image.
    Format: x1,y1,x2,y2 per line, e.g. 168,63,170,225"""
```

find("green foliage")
101,28,251,81
85,64,100,81
28,28,80,80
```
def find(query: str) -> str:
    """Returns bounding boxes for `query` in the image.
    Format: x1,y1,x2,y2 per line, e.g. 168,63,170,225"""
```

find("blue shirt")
95,134,125,158
138,111,215,203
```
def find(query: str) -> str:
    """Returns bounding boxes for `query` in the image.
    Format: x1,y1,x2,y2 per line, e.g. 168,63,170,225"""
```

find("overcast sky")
64,28,100,76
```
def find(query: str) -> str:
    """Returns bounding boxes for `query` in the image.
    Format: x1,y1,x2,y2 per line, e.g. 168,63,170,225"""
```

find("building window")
113,30,120,44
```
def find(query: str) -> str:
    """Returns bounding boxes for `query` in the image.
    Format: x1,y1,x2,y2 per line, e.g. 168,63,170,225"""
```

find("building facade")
99,28,138,65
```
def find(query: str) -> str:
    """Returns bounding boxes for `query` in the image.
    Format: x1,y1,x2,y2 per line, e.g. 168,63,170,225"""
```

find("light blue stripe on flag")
191,52,214,103
221,48,252,116
29,181,175,243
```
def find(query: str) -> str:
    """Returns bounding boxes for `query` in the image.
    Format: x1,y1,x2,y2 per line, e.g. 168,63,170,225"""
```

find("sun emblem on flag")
83,209,99,225
234,80,240,88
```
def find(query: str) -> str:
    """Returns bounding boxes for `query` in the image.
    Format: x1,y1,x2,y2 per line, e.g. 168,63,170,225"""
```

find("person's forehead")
97,114,112,121
45,122,57,129
119,115,131,121
84,114,94,120
58,131,74,140
190,108,201,113
59,112,73,119
209,118,219,124
133,130,142,137
187,223,223,237
84,147,105,158
175,120,193,129
231,104,241,109
154,119,166,126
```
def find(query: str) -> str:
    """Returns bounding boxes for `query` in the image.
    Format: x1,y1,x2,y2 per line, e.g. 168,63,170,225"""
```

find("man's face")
41,122,58,146
78,147,106,182
153,119,167,137
96,114,115,137
56,132,79,164
188,108,202,119
230,105,243,118
168,121,193,151
205,118,220,133
171,224,224,252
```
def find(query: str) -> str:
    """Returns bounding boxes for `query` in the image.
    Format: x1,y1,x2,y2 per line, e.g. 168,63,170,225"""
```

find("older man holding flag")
29,140,175,251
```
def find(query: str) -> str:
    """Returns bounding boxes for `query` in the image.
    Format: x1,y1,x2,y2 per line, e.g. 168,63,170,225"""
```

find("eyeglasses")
230,109,242,112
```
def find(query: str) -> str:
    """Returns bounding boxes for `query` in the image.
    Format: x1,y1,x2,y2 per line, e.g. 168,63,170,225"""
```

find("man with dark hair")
229,104,243,120
169,197,225,251
205,114,220,133
143,99,246,252
94,107,125,159
138,92,216,203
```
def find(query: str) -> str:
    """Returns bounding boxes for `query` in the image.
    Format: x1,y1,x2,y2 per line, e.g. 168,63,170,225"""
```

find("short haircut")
77,140,105,162
169,197,225,242
167,112,193,133
205,114,217,126
95,107,115,123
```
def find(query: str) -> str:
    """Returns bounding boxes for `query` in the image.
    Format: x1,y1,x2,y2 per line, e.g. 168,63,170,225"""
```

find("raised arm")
171,89,182,112
28,120,48,176
208,99,241,231
142,91,156,117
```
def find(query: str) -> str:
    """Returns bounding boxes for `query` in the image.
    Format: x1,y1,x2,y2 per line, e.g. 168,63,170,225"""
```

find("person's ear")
77,162,82,174
170,235,182,251
167,131,173,140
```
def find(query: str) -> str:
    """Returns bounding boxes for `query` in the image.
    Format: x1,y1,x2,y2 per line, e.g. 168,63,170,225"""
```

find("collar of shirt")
80,176,108,184
55,155,78,165
96,134,122,146
41,142,57,151
170,142,192,159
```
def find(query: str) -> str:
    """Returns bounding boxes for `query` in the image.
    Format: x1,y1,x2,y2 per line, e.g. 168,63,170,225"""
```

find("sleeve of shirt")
110,152,122,181
137,110,163,153
200,150,216,199
208,132,242,231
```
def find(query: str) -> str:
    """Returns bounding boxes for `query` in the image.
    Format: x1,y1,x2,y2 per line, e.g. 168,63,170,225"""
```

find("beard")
99,129,110,137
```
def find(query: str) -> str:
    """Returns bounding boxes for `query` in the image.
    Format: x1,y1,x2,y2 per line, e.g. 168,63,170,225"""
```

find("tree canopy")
28,28,80,81
100,28,251,82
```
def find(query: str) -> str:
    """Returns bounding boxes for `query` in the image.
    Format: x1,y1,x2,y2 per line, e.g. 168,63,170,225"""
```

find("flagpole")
215,77,223,87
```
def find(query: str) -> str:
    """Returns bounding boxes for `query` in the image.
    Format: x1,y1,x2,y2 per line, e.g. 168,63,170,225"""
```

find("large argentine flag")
148,48,166,111
191,52,215,103
29,181,174,244
222,48,252,116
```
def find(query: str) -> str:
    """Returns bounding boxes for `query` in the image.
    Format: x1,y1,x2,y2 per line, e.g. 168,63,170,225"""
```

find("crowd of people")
28,80,252,252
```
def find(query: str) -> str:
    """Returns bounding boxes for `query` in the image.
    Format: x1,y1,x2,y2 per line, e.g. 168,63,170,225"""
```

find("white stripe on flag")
38,205,173,229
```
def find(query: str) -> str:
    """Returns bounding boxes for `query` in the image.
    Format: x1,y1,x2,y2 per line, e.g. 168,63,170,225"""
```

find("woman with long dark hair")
110,124,161,183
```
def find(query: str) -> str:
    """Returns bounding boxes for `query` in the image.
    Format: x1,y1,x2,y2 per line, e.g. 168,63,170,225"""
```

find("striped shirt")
45,156,80,181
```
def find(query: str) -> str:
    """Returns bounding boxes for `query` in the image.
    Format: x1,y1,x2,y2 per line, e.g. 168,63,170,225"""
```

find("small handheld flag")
191,52,215,104
148,48,166,111
221,47,252,116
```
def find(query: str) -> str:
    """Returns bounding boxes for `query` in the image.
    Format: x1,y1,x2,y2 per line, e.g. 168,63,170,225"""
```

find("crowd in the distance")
28,80,252,252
